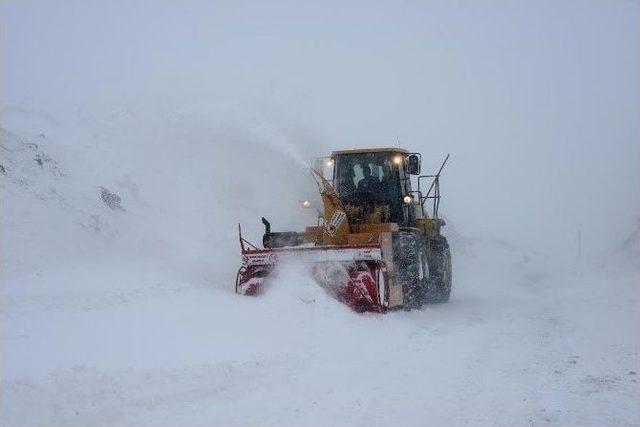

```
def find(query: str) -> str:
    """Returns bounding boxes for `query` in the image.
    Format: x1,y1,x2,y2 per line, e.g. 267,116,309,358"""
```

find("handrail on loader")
417,154,450,219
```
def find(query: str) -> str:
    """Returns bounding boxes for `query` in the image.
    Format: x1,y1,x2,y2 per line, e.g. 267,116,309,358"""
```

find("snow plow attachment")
236,225,389,312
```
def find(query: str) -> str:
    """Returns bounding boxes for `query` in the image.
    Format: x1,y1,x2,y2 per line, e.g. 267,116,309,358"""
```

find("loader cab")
331,148,419,226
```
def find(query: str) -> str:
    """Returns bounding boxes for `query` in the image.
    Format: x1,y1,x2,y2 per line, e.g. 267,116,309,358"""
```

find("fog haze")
2,0,638,261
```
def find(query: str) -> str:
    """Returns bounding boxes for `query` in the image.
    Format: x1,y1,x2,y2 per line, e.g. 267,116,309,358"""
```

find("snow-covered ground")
1,118,638,427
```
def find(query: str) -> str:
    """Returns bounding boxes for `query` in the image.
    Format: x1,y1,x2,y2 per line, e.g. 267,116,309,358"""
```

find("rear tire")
425,236,452,303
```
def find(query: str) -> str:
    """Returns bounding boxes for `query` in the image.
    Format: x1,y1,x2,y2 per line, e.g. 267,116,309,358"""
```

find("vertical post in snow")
577,229,582,262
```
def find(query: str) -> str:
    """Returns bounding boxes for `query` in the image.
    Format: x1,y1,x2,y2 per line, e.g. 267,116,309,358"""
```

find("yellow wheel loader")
236,148,452,312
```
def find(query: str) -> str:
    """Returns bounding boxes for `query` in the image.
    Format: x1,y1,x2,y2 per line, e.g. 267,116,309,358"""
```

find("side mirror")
408,154,421,175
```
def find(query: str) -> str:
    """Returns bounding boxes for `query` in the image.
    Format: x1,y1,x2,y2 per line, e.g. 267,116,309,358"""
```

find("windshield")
334,152,395,201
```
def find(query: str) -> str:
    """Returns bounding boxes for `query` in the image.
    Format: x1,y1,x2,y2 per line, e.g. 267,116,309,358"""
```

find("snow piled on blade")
1,109,639,427
262,261,337,308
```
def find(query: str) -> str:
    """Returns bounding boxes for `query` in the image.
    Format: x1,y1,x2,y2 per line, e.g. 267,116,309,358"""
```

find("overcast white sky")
2,0,638,261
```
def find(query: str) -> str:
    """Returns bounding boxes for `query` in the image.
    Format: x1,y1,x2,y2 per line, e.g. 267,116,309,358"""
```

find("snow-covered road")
3,244,638,426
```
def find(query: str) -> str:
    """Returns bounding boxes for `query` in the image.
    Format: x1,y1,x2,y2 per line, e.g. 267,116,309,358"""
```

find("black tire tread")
425,235,452,303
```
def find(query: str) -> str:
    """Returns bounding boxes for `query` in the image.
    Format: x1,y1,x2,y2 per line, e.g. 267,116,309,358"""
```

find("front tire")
392,231,426,310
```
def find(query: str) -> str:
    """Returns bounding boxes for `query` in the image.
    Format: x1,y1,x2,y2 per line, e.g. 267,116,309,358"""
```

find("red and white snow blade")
235,226,389,312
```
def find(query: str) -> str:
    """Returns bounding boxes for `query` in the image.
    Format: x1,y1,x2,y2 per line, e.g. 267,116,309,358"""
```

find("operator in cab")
357,165,380,193
337,167,356,195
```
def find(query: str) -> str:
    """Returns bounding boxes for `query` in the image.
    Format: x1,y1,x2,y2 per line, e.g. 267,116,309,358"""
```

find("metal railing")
417,154,449,219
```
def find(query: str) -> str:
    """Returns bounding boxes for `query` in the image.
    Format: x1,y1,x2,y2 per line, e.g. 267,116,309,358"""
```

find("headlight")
393,155,403,165
402,195,413,204
301,200,312,208
325,158,334,166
